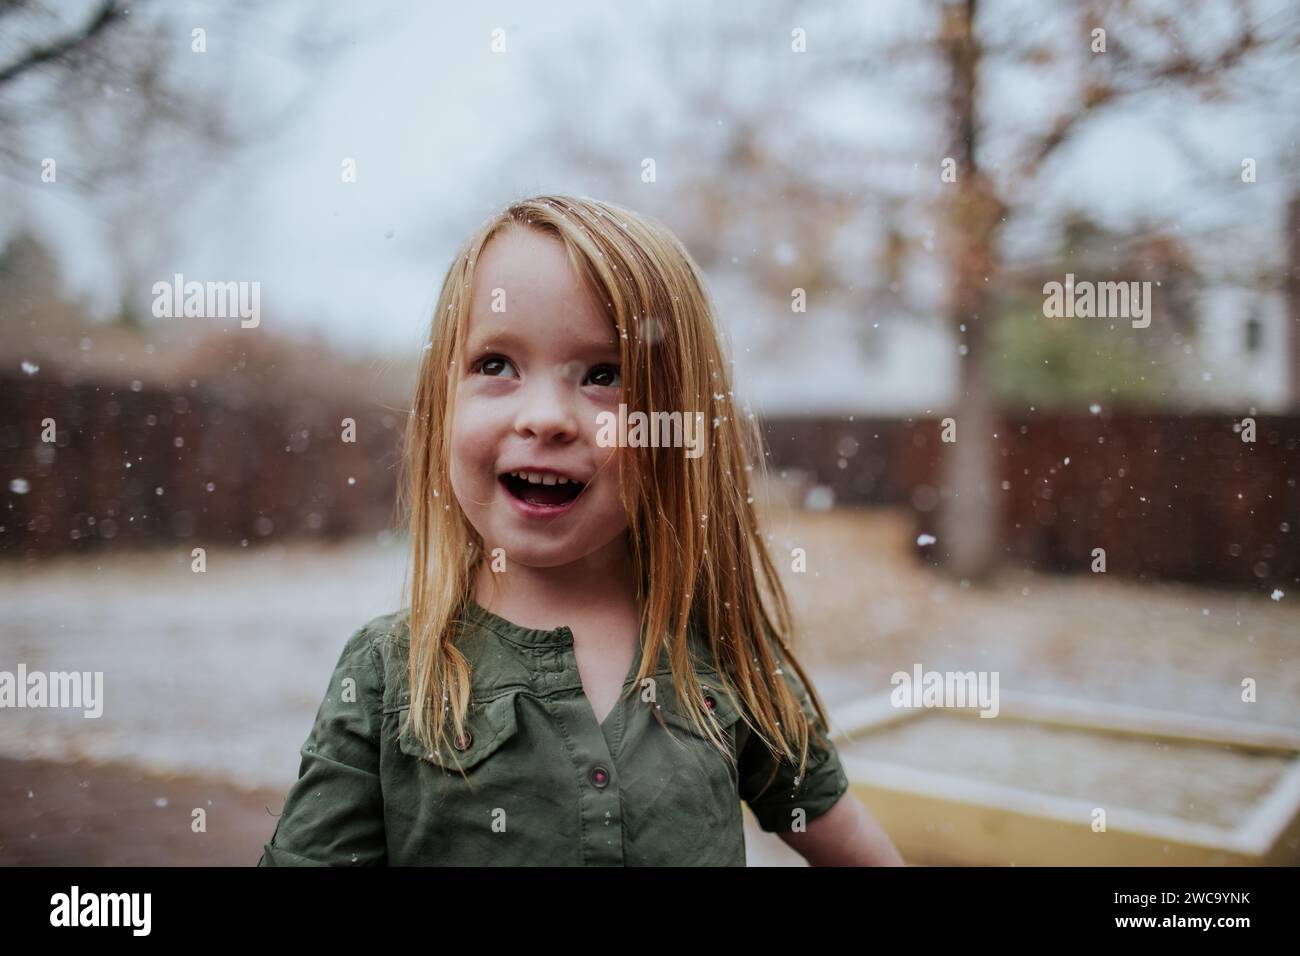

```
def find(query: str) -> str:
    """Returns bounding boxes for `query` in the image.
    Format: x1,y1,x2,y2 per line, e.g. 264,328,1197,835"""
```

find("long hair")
397,194,831,790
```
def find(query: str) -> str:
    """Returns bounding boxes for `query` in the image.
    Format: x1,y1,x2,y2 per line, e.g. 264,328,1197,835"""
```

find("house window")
1244,314,1263,353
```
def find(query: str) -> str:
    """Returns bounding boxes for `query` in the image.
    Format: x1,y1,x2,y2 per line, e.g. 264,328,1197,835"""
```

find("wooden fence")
1,374,402,557
761,413,1299,588
4,374,1296,587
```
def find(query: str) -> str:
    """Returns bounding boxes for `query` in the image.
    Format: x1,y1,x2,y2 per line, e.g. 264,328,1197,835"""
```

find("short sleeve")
258,624,387,866
737,646,850,834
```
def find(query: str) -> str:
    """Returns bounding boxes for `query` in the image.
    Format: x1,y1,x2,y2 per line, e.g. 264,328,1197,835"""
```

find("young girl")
259,195,903,867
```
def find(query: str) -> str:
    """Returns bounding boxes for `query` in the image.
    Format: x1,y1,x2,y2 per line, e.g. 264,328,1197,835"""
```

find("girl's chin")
490,544,584,570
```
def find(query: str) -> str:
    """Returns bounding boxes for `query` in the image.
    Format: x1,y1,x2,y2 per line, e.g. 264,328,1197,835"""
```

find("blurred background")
1,0,1298,866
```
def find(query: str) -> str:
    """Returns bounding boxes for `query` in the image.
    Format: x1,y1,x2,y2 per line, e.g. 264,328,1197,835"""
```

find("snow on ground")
3,512,1297,784
0,536,409,790
2,510,1296,866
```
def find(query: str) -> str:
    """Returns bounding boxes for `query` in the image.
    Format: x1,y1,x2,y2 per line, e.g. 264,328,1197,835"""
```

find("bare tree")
934,0,1300,580
0,0,358,317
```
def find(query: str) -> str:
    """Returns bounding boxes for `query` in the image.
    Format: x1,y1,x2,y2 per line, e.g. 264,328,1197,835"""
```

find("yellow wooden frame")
830,691,1300,866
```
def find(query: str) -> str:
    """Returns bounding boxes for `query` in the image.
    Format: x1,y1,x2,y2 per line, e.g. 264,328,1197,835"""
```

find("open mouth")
499,471,586,508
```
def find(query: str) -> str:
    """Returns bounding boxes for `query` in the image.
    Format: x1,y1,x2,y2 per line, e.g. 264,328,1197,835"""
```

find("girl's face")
449,225,629,570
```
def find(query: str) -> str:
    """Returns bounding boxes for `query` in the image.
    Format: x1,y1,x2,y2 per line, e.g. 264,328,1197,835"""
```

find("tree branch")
0,0,125,89
1021,13,1265,180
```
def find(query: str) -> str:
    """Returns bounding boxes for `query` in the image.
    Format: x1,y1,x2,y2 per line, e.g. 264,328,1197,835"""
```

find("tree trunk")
936,0,1006,583
940,303,1001,581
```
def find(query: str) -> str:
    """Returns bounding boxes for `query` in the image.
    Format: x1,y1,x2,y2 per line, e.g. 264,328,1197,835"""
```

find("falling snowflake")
20,360,39,375
1089,403,1101,415
1270,589,1284,602
916,533,936,546
8,478,29,495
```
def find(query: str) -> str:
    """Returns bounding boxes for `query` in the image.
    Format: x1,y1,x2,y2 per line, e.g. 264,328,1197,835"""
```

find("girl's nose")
513,371,579,443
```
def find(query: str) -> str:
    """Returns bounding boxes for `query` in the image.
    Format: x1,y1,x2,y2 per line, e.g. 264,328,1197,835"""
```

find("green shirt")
258,601,849,866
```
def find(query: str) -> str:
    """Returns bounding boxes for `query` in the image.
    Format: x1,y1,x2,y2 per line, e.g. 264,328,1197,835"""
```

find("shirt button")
590,766,610,788
453,730,473,751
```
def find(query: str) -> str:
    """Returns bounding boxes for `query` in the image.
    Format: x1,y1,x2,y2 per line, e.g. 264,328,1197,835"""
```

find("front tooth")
556,477,569,485
542,474,557,486
527,472,542,484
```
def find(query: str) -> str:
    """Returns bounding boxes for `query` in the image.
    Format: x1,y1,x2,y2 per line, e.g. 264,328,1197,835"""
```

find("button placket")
460,602,636,863
550,642,626,864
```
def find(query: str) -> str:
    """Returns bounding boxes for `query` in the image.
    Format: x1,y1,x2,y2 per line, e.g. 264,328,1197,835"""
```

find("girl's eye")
475,355,517,378
584,364,621,388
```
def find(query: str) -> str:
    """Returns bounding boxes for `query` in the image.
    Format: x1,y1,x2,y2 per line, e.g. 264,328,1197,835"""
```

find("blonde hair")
397,194,831,793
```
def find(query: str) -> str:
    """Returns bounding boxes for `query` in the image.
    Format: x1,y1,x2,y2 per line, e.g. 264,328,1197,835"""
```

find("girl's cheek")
450,400,494,457
446,446,467,503
447,419,487,499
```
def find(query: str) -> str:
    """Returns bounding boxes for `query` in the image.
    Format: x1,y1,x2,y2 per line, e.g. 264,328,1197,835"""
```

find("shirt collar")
463,599,577,647
462,600,715,672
